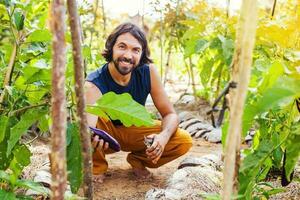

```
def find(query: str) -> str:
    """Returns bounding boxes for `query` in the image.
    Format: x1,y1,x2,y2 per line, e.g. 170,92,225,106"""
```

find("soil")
23,138,221,200
92,139,222,200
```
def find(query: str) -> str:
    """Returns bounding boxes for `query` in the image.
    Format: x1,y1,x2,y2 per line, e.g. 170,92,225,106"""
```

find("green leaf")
0,117,17,170
240,140,273,172
0,115,8,143
7,108,47,157
66,123,82,193
26,29,51,43
195,39,209,53
15,179,49,196
13,10,24,31
86,92,154,127
258,61,284,93
272,133,282,168
200,59,213,87
0,170,11,181
0,189,16,200
239,140,276,196
184,39,197,58
38,114,49,133
285,124,300,181
243,76,300,135
11,145,31,176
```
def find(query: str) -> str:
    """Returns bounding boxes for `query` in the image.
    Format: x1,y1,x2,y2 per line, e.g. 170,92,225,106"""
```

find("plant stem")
0,43,17,108
67,0,93,198
9,102,48,116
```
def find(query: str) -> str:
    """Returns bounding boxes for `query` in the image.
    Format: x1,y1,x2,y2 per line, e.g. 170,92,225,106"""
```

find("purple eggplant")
89,127,121,152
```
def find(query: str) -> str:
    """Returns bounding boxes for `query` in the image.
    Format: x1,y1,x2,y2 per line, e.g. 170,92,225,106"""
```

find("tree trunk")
49,0,67,199
222,0,258,199
67,0,94,199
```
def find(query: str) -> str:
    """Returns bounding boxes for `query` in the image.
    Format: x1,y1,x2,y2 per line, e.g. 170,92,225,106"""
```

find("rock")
204,128,222,143
145,154,222,200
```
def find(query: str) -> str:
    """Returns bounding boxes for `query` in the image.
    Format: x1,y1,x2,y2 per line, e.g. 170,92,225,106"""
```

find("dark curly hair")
101,22,153,65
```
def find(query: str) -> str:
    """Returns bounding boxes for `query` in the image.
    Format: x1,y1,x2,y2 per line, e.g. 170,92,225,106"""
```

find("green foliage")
86,92,155,127
13,9,24,31
7,108,47,157
285,122,300,181
0,115,9,143
0,170,48,197
66,123,83,193
0,189,16,200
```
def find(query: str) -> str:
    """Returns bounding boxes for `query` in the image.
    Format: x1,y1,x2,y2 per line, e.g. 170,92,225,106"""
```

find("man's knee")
177,141,193,156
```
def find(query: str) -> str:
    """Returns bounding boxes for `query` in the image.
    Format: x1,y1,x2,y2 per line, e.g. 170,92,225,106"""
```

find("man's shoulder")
86,64,108,81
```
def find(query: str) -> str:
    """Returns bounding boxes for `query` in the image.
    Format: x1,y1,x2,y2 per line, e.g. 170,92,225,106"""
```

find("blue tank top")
86,63,151,125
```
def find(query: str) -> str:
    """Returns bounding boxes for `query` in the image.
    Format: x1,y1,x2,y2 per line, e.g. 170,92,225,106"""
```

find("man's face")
112,32,142,76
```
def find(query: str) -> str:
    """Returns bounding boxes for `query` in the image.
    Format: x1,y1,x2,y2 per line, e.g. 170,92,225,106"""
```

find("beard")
113,57,137,76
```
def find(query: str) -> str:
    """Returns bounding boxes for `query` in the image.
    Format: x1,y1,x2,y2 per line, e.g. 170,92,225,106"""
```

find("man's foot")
132,168,152,179
93,174,105,183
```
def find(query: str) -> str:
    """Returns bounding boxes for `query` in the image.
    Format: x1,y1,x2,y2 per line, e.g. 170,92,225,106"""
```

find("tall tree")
67,0,94,199
222,0,258,199
49,0,67,199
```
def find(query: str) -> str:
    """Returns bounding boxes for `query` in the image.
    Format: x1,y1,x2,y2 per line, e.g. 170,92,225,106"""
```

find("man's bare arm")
146,64,179,163
84,81,108,150
84,81,102,127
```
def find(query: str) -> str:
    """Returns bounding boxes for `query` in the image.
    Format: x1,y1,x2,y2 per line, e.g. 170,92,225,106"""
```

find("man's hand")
92,134,109,151
145,134,168,164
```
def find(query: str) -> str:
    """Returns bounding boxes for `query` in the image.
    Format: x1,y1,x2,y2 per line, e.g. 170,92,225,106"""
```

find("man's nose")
123,49,133,59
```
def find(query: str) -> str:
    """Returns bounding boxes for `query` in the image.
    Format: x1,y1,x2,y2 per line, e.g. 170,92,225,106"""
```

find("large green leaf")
7,108,47,157
86,92,154,127
66,123,82,193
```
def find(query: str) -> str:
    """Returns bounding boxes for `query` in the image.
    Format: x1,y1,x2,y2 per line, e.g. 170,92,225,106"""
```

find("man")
85,22,192,183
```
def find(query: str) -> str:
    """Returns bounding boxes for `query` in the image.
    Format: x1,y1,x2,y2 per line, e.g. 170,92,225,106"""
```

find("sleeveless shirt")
86,63,151,125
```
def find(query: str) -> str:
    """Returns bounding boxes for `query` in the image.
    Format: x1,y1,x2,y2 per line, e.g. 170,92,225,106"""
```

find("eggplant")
89,127,121,152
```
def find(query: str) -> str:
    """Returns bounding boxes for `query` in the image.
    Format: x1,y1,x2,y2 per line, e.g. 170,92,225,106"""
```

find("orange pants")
93,118,193,174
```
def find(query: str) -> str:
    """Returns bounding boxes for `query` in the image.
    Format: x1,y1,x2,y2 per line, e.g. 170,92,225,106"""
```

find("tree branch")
0,43,17,108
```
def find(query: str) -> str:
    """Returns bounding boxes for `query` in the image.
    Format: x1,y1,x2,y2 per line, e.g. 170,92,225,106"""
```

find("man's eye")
119,45,125,49
134,49,141,54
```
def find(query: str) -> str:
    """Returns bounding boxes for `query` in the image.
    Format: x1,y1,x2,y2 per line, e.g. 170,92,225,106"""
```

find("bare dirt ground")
93,139,222,200
23,138,222,200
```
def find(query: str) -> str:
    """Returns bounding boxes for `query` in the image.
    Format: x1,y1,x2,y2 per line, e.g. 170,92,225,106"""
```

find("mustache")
117,57,134,65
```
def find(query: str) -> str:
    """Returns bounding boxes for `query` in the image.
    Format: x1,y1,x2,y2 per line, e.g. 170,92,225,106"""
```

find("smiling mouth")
119,60,132,67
